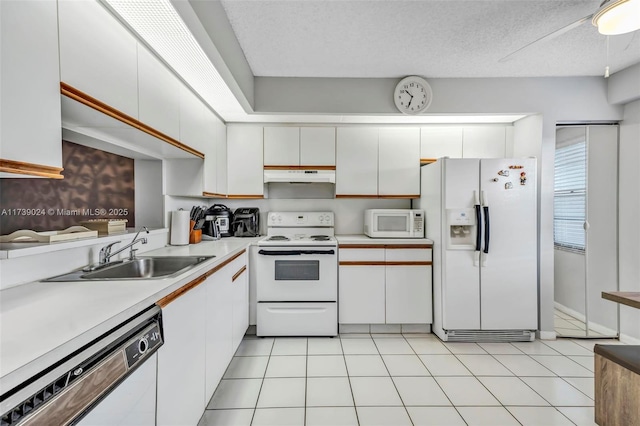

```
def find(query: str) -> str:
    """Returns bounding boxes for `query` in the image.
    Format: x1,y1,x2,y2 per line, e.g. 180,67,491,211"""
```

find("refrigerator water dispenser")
446,208,476,249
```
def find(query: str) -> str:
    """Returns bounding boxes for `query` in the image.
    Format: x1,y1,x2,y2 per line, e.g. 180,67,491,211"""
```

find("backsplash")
0,141,135,234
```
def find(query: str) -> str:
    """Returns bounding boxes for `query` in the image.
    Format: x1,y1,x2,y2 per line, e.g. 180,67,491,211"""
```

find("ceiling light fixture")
102,0,246,120
592,0,640,35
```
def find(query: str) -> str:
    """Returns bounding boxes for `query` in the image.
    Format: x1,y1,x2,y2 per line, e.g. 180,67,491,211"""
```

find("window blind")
554,141,586,252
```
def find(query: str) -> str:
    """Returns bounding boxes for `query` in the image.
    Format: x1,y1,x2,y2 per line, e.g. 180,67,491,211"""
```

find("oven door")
257,247,337,301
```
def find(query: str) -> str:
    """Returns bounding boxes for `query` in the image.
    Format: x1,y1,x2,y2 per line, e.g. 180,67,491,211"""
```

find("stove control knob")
138,337,149,355
318,215,324,222
324,214,331,223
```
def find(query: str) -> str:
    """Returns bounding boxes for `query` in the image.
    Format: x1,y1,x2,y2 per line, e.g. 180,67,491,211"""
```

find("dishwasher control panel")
124,323,163,369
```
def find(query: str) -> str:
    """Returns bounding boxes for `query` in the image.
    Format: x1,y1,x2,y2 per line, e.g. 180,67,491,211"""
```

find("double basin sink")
45,256,214,282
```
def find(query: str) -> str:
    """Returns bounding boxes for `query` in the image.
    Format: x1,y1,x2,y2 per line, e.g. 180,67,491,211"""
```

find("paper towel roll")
170,210,190,246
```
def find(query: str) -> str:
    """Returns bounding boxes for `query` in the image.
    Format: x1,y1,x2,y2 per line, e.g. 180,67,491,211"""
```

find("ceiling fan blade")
499,14,593,62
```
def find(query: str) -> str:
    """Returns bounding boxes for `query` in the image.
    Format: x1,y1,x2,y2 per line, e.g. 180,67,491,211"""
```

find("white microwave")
364,209,425,238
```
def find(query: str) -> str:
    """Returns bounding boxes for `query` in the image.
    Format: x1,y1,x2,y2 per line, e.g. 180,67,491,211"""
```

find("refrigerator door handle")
474,203,482,252
482,190,490,256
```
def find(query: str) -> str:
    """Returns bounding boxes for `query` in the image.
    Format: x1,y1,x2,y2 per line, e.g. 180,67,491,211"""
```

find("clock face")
394,77,433,114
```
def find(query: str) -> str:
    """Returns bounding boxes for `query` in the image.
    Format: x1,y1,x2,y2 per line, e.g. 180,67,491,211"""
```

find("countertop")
336,235,434,245
0,237,261,393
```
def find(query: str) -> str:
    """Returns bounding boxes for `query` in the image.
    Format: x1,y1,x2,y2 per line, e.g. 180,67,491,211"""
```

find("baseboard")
554,302,618,337
538,330,557,340
619,333,640,345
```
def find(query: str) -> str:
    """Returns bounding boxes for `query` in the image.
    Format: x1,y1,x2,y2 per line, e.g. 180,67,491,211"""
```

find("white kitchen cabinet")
205,266,233,398
462,126,507,158
385,265,432,324
227,126,264,197
339,265,386,324
215,123,228,196
179,82,208,154
59,0,139,118
300,127,336,166
421,127,463,160
336,127,379,196
138,46,180,141
378,127,420,196
339,245,432,324
157,282,207,426
264,127,300,166
0,0,62,177
231,260,249,351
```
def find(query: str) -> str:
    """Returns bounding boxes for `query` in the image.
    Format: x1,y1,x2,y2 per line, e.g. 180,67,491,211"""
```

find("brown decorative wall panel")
0,141,135,234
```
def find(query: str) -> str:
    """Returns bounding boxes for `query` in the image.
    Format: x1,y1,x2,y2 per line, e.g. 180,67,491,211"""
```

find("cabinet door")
232,263,249,351
421,127,463,160
59,0,138,118
205,268,233,398
203,108,226,196
264,127,300,166
138,46,180,140
300,127,336,166
338,265,385,324
1,0,62,174
336,127,378,196
227,126,264,196
179,82,207,154
157,284,206,426
462,127,506,158
385,265,432,324
216,122,228,195
378,127,420,196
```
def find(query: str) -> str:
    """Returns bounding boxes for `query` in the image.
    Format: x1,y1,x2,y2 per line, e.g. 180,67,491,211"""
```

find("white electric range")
256,212,337,337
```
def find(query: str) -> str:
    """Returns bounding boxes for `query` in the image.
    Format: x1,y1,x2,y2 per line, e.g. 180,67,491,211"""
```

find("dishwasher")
0,305,164,426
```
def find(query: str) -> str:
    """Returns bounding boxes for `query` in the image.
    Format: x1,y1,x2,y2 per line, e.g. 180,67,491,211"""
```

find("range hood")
264,169,335,184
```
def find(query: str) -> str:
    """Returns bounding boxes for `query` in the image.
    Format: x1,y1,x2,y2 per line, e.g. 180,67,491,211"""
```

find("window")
554,138,587,252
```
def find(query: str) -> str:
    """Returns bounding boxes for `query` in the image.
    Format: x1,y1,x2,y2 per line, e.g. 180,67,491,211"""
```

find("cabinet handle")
232,265,247,282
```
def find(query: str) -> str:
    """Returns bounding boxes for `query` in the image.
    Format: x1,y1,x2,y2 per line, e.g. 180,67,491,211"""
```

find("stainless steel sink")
44,256,214,282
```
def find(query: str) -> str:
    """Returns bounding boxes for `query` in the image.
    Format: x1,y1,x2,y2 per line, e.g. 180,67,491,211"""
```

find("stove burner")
267,235,290,241
310,235,331,241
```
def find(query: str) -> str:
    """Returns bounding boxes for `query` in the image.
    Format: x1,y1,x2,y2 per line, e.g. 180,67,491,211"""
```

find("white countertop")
336,235,434,245
0,237,260,392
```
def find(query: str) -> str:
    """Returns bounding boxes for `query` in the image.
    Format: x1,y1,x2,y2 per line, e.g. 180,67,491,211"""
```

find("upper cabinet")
58,0,139,119
336,127,379,196
264,127,300,166
378,127,420,197
263,126,336,167
227,126,264,197
462,126,507,158
336,127,420,198
138,46,181,141
0,0,63,178
420,127,463,160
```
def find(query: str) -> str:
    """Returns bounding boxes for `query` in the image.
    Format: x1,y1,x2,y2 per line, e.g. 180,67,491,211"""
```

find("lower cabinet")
157,281,207,426
157,249,248,426
338,245,432,325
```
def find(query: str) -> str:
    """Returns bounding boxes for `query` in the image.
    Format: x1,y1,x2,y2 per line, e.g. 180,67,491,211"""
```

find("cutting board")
0,226,98,243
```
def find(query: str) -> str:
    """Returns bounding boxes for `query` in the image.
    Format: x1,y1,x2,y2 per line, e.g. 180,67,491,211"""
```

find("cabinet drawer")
385,248,432,262
339,247,385,262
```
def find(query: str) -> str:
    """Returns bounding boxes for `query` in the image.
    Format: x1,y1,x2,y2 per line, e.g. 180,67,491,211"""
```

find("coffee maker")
232,208,260,237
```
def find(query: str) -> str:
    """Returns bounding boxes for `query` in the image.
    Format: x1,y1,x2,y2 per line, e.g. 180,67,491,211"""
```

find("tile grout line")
249,337,275,425
339,335,360,426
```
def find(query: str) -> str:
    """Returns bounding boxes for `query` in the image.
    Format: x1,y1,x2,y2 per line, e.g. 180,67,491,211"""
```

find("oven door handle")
258,249,335,256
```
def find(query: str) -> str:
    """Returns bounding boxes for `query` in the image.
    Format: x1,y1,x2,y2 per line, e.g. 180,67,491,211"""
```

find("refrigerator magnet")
498,170,510,176
520,172,527,185
505,182,513,189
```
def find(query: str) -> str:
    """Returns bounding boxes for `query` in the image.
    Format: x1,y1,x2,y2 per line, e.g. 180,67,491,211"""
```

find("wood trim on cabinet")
339,261,387,266
157,274,207,308
339,261,432,266
0,159,64,179
202,191,227,198
385,244,433,249
226,194,264,199
263,165,336,170
335,194,419,199
204,249,247,277
420,158,438,165
339,244,387,249
60,82,205,159
335,194,378,199
232,265,247,282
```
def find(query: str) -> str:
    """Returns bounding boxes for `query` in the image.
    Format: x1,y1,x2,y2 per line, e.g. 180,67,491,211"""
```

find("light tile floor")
199,333,621,426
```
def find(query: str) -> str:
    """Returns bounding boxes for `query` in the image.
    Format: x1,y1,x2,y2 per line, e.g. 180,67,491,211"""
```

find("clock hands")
404,89,414,107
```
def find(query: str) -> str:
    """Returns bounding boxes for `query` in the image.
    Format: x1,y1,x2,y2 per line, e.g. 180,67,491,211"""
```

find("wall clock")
394,76,433,114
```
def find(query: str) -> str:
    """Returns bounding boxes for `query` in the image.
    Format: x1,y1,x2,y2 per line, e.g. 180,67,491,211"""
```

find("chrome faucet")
99,226,149,265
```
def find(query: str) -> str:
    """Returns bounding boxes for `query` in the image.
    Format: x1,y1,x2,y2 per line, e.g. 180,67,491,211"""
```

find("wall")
618,99,640,342
0,141,134,234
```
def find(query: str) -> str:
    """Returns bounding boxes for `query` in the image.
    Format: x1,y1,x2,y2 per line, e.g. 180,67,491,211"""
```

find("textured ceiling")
219,0,640,78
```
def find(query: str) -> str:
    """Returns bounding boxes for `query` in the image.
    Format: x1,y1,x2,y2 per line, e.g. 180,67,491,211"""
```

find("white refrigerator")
417,158,537,342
